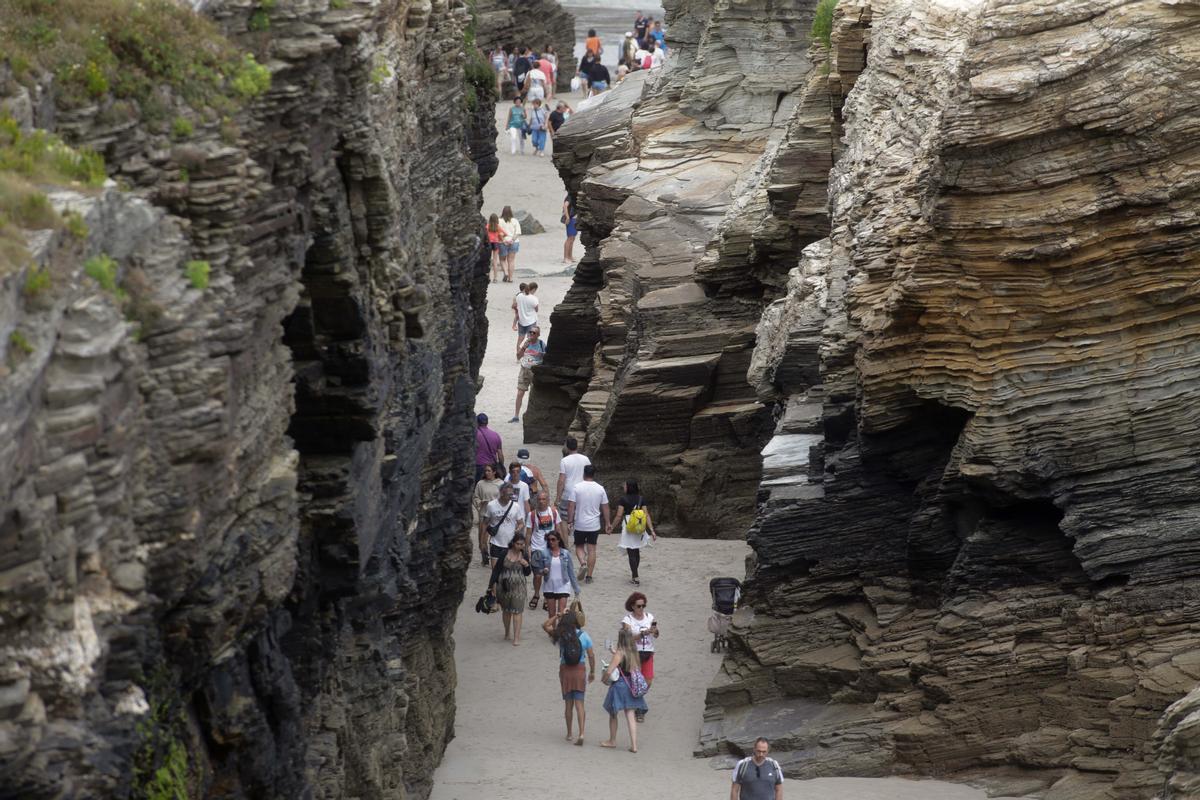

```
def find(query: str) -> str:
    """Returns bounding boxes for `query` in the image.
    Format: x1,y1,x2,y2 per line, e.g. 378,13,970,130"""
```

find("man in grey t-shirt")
731,738,783,800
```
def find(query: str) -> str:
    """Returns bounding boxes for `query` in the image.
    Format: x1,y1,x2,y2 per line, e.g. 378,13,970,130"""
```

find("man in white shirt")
567,464,609,584
504,461,533,515
512,282,539,355
556,436,591,516
480,483,524,564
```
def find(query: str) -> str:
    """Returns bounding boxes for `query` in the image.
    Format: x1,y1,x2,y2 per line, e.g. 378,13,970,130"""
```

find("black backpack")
561,632,583,666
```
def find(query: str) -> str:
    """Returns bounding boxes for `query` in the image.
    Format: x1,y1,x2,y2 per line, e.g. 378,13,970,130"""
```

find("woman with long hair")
553,610,595,745
562,196,577,265
539,529,580,619
487,532,531,645
498,205,521,282
600,628,647,752
608,478,657,585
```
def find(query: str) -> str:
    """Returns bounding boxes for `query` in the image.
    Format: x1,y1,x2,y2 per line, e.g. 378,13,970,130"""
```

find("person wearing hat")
511,325,545,423
476,413,505,481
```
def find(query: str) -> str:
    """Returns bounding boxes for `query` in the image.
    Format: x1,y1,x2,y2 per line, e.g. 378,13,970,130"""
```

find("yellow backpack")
626,502,648,535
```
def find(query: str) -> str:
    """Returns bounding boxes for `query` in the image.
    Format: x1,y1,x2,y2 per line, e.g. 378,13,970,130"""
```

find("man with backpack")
731,737,784,800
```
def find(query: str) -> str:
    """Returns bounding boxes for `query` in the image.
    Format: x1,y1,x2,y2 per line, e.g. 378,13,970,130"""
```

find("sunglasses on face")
635,603,645,608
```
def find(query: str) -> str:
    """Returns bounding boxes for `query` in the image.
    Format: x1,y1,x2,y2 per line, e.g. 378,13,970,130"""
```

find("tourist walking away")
622,591,658,722
513,326,545,423
567,465,609,584
490,47,509,94
498,206,521,281
488,533,532,645
481,482,524,564
506,98,527,155
556,436,591,517
600,628,647,752
515,448,549,496
512,46,533,94
527,99,549,156
473,463,505,566
561,195,577,264
554,610,595,745
540,46,558,99
504,461,533,515
608,480,657,584
731,738,784,800
527,491,564,608
487,213,504,281
512,281,539,348
583,55,610,96
539,529,580,619
524,59,548,105
585,28,603,58
475,413,504,482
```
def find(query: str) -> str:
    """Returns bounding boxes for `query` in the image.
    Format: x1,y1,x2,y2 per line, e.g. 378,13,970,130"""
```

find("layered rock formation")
701,2,1200,798
0,0,492,797
524,0,835,537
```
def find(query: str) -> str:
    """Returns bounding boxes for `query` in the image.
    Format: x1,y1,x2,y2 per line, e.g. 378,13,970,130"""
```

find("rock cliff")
701,2,1200,798
524,0,831,537
0,0,492,797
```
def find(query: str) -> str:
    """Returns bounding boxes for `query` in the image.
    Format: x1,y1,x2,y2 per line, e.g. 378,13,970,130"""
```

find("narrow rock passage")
430,94,1003,800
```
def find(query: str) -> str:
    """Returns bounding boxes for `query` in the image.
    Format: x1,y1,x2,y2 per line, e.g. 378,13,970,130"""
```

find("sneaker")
585,575,593,585
509,416,519,423
630,577,640,585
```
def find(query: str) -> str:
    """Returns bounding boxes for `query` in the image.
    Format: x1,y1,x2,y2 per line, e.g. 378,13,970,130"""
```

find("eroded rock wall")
706,2,1200,798
524,0,828,537
0,1,490,797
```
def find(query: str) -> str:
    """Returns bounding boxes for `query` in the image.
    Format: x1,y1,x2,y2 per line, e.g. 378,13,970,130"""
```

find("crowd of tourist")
470,422,663,751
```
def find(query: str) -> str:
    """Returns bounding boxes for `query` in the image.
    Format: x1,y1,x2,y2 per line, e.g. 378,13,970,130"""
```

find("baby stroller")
707,577,742,652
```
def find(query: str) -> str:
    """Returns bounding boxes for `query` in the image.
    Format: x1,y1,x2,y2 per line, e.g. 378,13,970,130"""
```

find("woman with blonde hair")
600,628,648,752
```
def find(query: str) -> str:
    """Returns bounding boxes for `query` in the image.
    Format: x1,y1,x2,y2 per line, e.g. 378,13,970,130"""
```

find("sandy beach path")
429,93,1002,800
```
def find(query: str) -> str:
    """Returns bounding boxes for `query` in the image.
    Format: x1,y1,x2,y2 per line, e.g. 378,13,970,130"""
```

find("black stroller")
707,577,742,652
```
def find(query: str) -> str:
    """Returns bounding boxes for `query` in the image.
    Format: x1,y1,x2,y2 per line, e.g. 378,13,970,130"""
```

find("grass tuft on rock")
812,0,838,49
84,253,118,292
0,0,271,114
185,259,210,290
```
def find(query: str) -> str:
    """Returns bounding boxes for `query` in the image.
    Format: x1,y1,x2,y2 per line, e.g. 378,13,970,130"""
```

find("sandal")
529,595,539,610
542,598,549,611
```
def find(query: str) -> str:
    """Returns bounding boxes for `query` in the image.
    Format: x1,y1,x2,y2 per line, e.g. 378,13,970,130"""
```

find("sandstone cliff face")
524,0,831,537
0,1,490,797
703,2,1200,798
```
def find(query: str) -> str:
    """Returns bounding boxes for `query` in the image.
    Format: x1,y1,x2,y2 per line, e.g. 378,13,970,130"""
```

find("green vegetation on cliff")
0,115,104,271
0,0,271,114
812,0,838,48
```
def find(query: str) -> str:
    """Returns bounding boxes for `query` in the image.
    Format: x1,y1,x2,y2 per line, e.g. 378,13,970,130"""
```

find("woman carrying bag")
599,628,648,752
607,478,657,585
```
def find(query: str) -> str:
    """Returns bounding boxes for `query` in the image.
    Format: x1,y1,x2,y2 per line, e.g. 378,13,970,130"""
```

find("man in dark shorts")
731,738,783,800
566,464,609,584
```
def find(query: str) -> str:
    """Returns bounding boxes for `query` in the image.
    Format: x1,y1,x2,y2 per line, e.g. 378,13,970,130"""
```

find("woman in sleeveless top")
488,533,531,645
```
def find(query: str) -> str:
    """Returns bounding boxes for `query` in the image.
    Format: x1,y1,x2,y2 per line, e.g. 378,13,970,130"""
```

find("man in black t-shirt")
634,11,649,44
548,102,568,137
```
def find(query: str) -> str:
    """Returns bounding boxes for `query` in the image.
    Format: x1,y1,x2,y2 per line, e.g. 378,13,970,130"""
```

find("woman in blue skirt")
600,628,647,752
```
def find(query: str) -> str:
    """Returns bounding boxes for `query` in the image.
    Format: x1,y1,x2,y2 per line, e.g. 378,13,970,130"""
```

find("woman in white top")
621,591,658,722
498,205,521,282
539,530,581,619
607,478,657,585
473,464,504,566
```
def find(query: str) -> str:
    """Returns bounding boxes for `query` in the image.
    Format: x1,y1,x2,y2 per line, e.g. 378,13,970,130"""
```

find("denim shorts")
591,80,608,91
499,241,520,257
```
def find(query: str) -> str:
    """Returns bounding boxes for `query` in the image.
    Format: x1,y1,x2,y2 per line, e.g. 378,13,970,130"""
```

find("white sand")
429,97,999,800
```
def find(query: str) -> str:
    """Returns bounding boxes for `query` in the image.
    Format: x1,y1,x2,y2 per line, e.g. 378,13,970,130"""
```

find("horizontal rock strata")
524,0,834,537
0,0,491,797
705,2,1200,798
